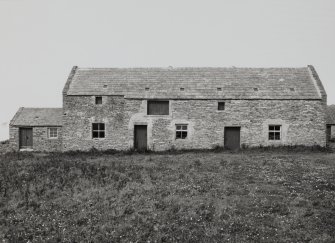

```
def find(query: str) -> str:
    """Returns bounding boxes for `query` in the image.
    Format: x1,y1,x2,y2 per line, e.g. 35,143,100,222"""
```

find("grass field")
1,149,335,242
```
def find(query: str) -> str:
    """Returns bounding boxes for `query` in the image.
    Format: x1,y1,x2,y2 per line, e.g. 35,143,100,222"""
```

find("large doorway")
224,127,240,150
19,128,33,149
134,125,147,151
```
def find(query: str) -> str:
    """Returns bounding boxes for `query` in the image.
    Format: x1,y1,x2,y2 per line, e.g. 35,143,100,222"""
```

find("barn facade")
9,65,328,152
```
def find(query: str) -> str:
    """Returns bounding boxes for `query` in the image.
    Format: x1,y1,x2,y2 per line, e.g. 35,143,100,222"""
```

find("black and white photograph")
0,0,335,242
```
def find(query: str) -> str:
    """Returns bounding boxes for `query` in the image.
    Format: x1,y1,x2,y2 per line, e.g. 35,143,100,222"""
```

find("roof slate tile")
10,108,63,126
67,67,321,99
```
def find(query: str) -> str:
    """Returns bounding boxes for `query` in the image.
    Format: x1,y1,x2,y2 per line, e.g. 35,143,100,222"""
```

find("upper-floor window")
147,100,169,115
218,102,225,111
48,128,58,139
269,125,281,140
92,123,105,138
95,96,102,105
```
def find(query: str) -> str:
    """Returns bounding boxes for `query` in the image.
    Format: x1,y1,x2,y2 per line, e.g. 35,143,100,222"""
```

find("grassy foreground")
1,150,335,242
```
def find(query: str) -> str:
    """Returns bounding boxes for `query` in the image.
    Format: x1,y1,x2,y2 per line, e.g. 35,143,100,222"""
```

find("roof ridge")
76,66,309,70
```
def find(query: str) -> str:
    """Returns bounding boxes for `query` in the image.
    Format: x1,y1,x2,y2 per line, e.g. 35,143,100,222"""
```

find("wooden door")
19,128,33,149
327,125,331,143
134,125,147,151
224,127,240,150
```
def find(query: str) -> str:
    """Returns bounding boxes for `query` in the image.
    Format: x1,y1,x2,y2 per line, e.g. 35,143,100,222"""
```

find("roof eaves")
11,124,63,127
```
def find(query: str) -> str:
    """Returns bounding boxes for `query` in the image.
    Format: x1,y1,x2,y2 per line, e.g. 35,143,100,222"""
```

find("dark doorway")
224,127,240,150
19,128,33,149
134,125,147,151
327,125,331,143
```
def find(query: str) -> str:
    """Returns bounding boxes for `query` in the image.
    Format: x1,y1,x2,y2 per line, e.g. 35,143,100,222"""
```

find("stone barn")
9,108,62,151
327,105,335,142
9,65,327,152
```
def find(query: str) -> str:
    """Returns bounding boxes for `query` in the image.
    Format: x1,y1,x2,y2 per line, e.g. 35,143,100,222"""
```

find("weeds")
0,150,335,241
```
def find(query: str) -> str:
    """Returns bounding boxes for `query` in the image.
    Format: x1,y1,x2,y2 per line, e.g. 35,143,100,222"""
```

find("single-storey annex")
327,105,335,142
9,108,62,151
9,65,328,152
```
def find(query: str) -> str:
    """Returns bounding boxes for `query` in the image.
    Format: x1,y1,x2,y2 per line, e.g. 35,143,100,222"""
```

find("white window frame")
269,125,281,141
48,127,58,139
176,124,188,139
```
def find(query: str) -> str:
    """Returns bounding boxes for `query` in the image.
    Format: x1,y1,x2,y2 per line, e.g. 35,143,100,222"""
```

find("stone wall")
33,127,62,152
62,94,327,151
9,126,62,152
63,96,140,151
9,126,19,151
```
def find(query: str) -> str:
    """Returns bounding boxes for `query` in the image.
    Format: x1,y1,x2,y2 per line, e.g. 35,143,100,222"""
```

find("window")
218,102,225,111
180,87,184,91
145,87,150,91
95,96,102,105
92,123,105,138
48,128,58,139
176,124,188,139
147,100,169,115
269,125,281,140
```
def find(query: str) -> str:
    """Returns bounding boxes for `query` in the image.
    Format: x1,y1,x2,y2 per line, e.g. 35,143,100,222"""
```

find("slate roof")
327,105,335,125
10,108,63,126
66,66,322,100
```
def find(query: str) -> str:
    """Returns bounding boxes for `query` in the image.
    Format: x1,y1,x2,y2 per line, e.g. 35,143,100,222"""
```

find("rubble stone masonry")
62,94,326,151
9,126,62,152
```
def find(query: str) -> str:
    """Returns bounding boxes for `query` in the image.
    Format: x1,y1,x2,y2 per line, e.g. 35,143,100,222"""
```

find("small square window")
218,102,225,111
92,123,105,138
176,124,188,139
269,125,281,140
180,88,184,91
48,128,58,139
95,96,102,105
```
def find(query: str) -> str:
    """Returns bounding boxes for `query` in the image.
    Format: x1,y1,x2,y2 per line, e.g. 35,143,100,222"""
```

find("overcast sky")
0,0,334,141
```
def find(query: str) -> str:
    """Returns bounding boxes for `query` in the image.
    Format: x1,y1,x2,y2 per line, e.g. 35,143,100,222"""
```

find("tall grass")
1,150,335,242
